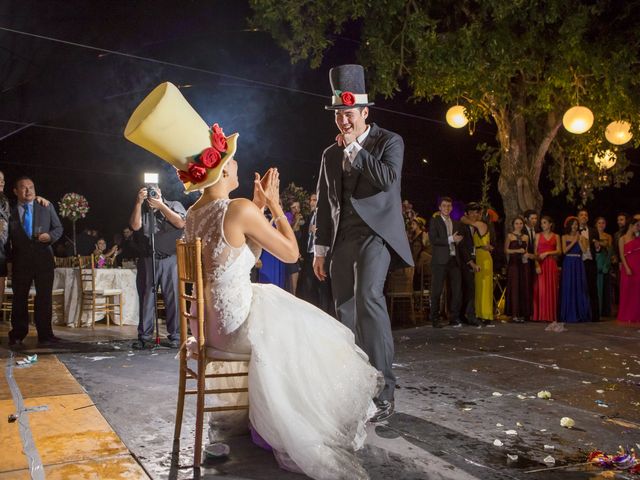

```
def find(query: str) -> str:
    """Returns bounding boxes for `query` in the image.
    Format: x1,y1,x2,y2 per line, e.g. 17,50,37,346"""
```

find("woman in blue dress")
560,217,591,323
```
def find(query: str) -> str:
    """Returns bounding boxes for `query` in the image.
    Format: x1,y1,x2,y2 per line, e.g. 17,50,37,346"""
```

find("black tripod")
144,204,161,347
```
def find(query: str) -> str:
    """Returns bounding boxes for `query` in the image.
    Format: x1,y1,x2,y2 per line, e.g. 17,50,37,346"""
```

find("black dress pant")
10,262,54,341
430,256,462,323
299,253,334,316
584,259,600,321
461,264,477,323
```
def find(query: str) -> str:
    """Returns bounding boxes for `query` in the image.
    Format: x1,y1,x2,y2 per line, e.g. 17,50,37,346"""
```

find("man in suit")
523,210,539,321
299,193,333,314
577,208,601,321
313,64,413,422
459,203,482,327
429,197,464,329
7,176,63,347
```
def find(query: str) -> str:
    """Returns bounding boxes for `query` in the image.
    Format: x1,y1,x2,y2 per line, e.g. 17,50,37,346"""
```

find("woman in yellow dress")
462,209,494,323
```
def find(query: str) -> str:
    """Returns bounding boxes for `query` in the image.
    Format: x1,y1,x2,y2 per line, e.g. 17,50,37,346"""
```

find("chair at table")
54,256,76,268
386,266,416,324
1,278,36,322
77,255,123,328
173,238,249,470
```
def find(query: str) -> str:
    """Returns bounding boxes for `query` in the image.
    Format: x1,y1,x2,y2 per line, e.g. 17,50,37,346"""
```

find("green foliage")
251,0,640,208
281,182,312,216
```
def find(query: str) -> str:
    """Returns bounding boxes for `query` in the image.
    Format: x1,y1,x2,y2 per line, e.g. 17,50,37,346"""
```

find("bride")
125,83,381,479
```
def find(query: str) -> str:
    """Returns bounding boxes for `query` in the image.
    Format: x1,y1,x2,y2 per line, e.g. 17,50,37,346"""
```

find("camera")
146,185,159,199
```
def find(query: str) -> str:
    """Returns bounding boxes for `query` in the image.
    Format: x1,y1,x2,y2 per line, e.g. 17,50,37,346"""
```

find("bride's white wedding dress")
184,198,381,480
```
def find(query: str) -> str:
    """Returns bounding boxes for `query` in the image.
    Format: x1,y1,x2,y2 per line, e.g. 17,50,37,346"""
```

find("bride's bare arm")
226,168,298,263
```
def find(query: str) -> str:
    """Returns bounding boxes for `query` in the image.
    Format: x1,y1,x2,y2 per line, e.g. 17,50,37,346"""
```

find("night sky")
1,0,638,244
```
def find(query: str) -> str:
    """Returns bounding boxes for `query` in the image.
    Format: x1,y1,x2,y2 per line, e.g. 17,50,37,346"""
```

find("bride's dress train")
185,198,381,479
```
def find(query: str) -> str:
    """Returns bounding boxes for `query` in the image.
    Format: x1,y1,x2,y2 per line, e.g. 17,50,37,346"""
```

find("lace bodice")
185,198,260,336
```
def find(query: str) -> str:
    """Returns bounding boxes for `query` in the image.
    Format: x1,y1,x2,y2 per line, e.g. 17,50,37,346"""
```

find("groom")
313,64,413,422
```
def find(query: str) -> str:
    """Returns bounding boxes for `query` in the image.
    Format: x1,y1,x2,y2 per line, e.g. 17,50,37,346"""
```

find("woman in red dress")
533,216,561,322
617,216,640,324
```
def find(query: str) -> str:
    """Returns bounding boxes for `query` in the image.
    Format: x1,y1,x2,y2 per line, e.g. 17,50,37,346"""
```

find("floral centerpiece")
58,193,89,255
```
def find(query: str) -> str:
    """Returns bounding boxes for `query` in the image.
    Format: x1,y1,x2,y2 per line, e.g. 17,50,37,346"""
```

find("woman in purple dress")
560,217,591,323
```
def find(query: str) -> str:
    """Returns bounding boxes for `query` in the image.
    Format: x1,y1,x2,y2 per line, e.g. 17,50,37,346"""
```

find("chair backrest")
175,238,205,350
77,254,96,295
387,267,415,294
54,256,76,268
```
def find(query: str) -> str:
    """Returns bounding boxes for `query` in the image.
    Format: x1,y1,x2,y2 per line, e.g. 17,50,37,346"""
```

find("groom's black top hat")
325,64,375,110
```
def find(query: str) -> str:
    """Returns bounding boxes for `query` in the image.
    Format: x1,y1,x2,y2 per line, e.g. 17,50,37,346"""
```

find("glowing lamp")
593,149,617,170
562,106,594,134
446,105,469,128
605,120,632,145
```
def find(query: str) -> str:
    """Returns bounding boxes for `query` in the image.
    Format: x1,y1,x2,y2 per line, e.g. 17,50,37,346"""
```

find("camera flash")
144,173,159,184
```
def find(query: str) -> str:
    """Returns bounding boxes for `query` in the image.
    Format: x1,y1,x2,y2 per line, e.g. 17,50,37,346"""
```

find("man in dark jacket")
7,176,63,347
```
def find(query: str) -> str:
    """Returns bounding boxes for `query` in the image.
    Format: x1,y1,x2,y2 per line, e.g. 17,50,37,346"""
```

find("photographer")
129,185,186,349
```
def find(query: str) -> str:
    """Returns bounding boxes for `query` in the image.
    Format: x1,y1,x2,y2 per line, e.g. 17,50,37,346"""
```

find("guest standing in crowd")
505,216,532,323
458,203,484,327
523,210,538,320
577,209,600,321
408,216,431,291
298,193,333,314
560,217,591,323
617,215,640,324
533,216,560,322
92,237,120,267
284,201,303,295
429,197,464,328
611,212,630,306
469,207,494,325
7,177,63,347
0,171,9,308
594,217,613,317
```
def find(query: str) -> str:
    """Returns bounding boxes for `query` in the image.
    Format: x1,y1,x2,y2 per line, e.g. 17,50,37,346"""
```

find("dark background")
1,0,638,245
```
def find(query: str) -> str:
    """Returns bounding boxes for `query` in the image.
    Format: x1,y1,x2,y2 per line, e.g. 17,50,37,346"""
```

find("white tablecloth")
53,268,139,327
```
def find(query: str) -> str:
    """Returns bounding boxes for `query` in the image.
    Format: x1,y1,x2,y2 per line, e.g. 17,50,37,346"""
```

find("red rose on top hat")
188,162,207,182
326,64,375,110
200,147,222,168
341,91,355,107
210,123,228,152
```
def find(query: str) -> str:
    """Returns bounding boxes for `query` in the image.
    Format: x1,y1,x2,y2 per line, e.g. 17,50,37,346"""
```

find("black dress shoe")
449,321,462,328
466,318,481,327
8,337,24,349
432,321,443,328
370,399,394,423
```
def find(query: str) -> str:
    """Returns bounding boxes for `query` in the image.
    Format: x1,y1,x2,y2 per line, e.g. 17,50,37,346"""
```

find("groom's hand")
313,256,327,281
335,132,357,148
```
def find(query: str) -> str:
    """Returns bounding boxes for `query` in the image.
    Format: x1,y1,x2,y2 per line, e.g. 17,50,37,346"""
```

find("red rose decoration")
200,147,222,168
211,123,224,136
341,91,356,106
211,133,227,152
177,169,193,183
188,162,207,183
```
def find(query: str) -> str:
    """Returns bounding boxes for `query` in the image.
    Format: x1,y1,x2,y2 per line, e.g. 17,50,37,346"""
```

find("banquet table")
53,267,139,327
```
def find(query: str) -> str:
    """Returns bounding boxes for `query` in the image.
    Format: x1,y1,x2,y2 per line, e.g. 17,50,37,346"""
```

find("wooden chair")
174,238,250,469
77,255,123,328
54,256,76,268
386,266,416,324
413,257,431,313
1,279,36,322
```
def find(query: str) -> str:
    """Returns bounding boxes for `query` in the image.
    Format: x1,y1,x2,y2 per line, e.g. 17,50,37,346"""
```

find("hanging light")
446,105,469,128
562,105,594,134
605,120,633,145
593,149,617,170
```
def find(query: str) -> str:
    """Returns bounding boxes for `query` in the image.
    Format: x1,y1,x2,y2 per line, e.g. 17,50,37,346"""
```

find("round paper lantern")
605,120,632,145
562,106,594,134
593,149,617,170
446,105,469,128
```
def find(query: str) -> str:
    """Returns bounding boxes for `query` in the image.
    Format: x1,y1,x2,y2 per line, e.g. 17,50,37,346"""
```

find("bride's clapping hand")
261,168,280,208
253,171,269,210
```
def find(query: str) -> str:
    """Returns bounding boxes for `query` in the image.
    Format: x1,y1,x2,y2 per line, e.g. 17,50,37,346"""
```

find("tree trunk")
495,111,543,226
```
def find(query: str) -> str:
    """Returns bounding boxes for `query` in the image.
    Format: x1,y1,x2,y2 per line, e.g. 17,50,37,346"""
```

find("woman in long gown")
533,216,560,322
560,217,591,323
124,84,380,479
594,217,613,317
505,217,532,322
617,216,640,323
461,210,493,323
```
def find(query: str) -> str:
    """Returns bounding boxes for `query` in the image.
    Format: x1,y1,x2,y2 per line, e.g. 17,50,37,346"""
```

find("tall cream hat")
124,82,238,192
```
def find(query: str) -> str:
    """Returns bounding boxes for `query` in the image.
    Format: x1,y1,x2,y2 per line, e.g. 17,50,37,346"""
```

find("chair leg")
173,351,187,443
119,293,123,326
194,356,206,469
